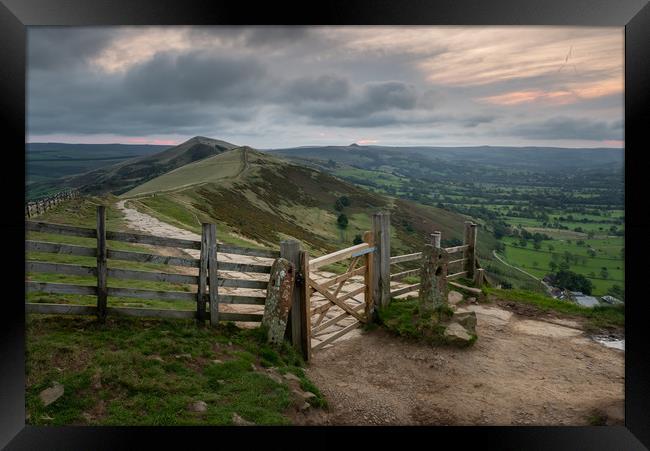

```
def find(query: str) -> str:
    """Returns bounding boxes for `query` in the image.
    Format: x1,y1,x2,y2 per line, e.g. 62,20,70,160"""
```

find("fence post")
363,230,375,321
96,206,108,323
430,231,441,248
464,222,478,280
372,212,391,310
208,223,219,326
474,268,485,287
280,240,301,348
197,224,210,326
298,250,311,362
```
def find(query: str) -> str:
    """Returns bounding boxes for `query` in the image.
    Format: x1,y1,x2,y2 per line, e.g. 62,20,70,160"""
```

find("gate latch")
295,271,305,287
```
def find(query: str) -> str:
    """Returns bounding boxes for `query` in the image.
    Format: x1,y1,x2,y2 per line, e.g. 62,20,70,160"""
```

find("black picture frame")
2,0,649,449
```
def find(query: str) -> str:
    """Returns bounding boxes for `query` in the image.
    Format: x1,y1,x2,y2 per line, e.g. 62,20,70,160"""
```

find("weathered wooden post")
96,206,108,323
430,231,441,248
464,221,477,280
419,230,448,313
372,212,391,310
280,240,302,348
197,224,210,326
363,230,375,321
208,224,219,326
298,250,311,362
474,268,485,287
263,257,295,346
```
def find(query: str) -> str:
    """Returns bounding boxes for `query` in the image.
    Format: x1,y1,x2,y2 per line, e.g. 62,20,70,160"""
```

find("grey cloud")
281,75,350,103
27,51,266,136
186,26,314,49
123,51,268,105
291,106,496,129
243,27,313,48
365,82,417,111
288,81,419,123
28,28,117,70
510,117,623,141
29,99,235,136
458,114,496,128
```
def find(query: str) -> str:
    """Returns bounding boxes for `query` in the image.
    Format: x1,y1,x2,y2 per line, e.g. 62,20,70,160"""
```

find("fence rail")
26,221,280,259
444,244,469,254
389,252,421,265
26,206,275,326
309,242,371,270
390,269,419,281
388,221,483,298
26,303,263,322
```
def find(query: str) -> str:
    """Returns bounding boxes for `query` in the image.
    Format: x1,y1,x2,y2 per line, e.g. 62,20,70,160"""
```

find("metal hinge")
295,271,305,287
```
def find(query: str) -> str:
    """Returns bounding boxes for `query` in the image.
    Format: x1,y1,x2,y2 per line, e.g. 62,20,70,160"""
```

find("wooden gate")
306,232,375,352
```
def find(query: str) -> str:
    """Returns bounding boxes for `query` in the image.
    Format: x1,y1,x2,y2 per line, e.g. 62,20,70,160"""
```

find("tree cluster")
546,269,594,295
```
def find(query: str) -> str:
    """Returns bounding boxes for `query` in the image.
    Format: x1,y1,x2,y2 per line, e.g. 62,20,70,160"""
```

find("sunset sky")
27,26,624,148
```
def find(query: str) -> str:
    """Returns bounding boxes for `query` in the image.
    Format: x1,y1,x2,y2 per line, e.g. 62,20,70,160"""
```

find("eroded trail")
116,199,202,256
300,302,624,426
114,199,273,320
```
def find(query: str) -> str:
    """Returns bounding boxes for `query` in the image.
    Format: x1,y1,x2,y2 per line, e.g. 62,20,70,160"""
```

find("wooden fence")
26,205,486,361
386,219,485,301
26,189,80,218
26,205,280,326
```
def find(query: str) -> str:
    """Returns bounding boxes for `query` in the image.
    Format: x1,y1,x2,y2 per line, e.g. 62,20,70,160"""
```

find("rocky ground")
298,297,624,426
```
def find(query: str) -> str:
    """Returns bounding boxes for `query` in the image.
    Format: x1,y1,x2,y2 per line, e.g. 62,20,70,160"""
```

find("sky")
27,26,624,148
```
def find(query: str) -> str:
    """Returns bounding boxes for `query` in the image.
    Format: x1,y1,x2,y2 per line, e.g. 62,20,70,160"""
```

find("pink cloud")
477,89,576,106
123,137,181,145
477,77,623,107
603,140,624,147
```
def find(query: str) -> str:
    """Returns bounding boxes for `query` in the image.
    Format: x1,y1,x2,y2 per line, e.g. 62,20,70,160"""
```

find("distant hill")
30,136,238,198
265,144,624,173
120,146,497,257
26,143,170,195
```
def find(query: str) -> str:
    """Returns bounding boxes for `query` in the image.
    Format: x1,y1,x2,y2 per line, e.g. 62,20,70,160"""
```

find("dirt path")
115,199,273,264
116,199,202,256
114,199,276,320
300,301,624,426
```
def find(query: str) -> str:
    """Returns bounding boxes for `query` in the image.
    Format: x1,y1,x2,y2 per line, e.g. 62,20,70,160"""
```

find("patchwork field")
500,237,624,296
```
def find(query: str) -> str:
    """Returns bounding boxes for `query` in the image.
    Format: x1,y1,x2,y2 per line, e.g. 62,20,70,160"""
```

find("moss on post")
262,258,296,346
418,244,449,314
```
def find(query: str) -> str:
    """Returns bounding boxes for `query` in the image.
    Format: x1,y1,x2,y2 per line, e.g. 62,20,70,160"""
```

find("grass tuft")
376,298,471,347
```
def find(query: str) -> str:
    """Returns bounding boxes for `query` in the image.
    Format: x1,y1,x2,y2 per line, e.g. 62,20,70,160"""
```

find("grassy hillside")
121,147,496,259
31,136,238,197
126,147,245,196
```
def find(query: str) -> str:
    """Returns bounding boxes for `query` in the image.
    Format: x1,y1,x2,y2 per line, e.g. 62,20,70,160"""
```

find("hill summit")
53,136,239,195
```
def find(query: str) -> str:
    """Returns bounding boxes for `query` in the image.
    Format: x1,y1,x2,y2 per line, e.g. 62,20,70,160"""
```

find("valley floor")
299,300,624,426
